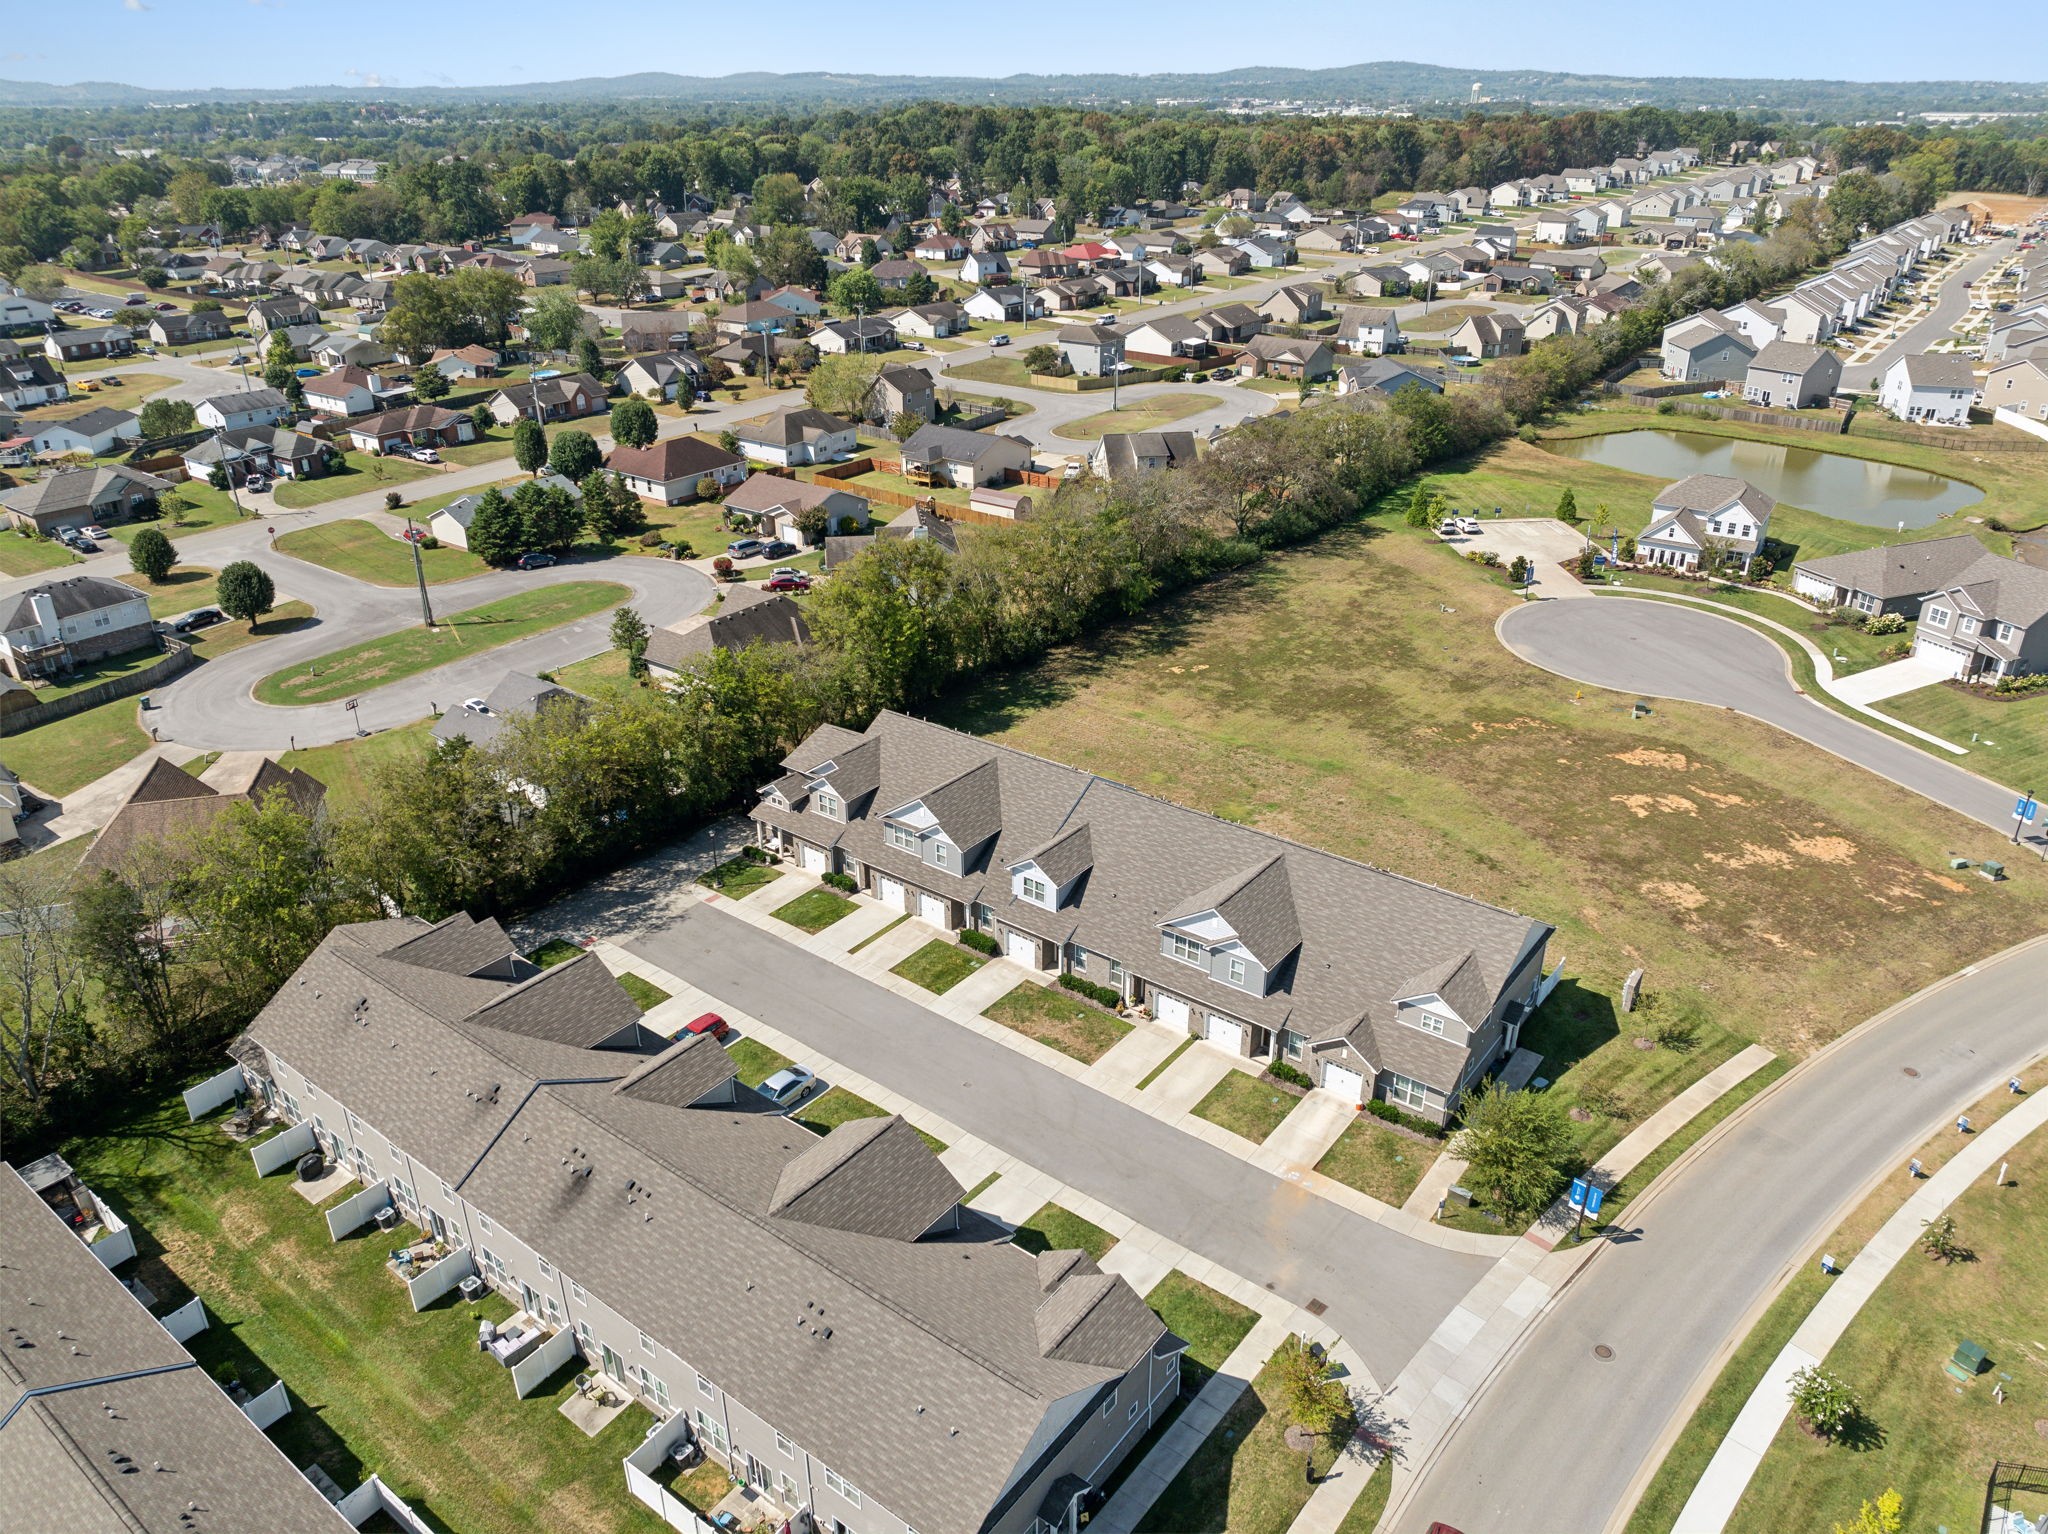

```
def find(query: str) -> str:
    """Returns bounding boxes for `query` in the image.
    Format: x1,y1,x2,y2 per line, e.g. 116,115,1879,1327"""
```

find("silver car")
758,1066,817,1109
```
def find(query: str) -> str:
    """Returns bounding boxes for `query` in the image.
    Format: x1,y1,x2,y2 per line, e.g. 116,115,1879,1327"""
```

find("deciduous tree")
1448,1081,1576,1226
215,560,275,626
128,525,176,583
547,428,601,484
609,396,657,448
512,417,548,474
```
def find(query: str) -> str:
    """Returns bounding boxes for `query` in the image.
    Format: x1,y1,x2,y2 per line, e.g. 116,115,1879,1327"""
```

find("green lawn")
113,483,248,541
1146,1271,1259,1392
272,452,440,509
180,601,316,661
3,696,152,795
274,518,489,586
793,1087,946,1154
0,530,80,578
277,719,433,813
438,427,517,466
117,563,218,619
724,1036,794,1088
1191,1071,1299,1146
1878,684,2048,791
528,939,585,967
1137,1338,1345,1534
618,973,670,1012
1314,1117,1435,1207
1594,1057,1789,1230
1332,1458,1394,1534
890,937,986,994
1009,1202,1116,1263
64,1091,665,1534
252,582,627,705
21,641,166,704
54,370,174,416
1401,303,1492,334
947,356,1049,392
550,647,634,695
696,855,782,898
834,467,971,508
771,887,857,933
982,983,1132,1063
1050,393,1216,443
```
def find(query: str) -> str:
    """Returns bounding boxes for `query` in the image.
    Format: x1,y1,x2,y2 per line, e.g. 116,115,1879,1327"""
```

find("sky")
2,0,2044,91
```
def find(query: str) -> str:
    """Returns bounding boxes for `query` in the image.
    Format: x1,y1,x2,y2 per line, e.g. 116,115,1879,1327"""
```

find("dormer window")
932,842,951,870
813,787,841,819
887,824,914,852
1226,956,1247,987
1021,875,1049,906
1163,930,1204,966
1410,1012,1448,1036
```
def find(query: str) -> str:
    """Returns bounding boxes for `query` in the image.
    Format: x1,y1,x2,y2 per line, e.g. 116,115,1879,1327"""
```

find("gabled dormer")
1007,824,1092,911
1157,855,1301,998
791,737,881,823
881,758,1002,877
1392,951,1491,1041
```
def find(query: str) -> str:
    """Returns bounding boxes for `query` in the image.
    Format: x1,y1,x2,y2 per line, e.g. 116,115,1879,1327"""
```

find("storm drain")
1305,1298,1328,1318
1593,1344,1615,1361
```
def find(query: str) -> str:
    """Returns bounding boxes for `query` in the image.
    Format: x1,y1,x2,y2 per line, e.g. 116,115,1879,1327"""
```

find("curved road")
1498,597,2021,836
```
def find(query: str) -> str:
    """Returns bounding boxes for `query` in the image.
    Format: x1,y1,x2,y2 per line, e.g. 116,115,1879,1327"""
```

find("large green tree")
546,428,602,484
609,396,657,449
465,487,523,566
1449,1081,1577,1226
215,561,275,626
514,479,586,552
524,286,590,356
512,417,548,474
127,526,177,583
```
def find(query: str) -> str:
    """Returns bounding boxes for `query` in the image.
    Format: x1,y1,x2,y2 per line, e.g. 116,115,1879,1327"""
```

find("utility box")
1947,1339,1989,1381
1448,1185,1474,1206
1980,861,2007,882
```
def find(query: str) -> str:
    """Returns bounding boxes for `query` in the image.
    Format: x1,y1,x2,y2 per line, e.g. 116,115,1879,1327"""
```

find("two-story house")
1743,341,1841,410
1635,474,1775,572
1658,311,1755,382
1913,551,2048,682
751,714,1553,1122
0,572,156,678
1876,352,1977,427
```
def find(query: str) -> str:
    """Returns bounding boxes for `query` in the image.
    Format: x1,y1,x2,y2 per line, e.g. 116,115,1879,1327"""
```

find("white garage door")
1006,931,1038,966
918,891,948,926
1206,1014,1245,1054
1156,994,1190,1030
1912,635,1972,679
799,845,827,874
877,876,905,911
1322,1062,1367,1103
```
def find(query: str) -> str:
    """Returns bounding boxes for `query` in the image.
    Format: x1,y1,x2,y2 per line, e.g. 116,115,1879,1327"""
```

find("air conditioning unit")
375,1206,399,1231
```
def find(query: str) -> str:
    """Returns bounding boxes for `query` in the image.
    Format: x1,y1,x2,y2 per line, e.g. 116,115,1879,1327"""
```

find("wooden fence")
1649,398,1848,434
0,641,192,738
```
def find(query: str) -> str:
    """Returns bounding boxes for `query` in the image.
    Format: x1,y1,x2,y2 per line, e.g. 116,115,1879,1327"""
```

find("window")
813,788,841,819
1020,875,1049,905
1960,615,1979,636
1108,959,1126,992
887,824,915,852
696,1373,713,1397
537,1257,555,1281
1281,1030,1305,1061
694,1410,728,1452
774,1433,793,1457
1926,606,1950,628
1385,1073,1431,1110
1102,1387,1118,1419
1129,1400,1142,1422
439,1180,454,1203
822,1468,862,1508
1409,1011,1447,1036
2000,623,2017,642
1226,956,1247,987
1162,930,1204,966
575,1320,593,1350
477,1213,493,1235
543,1296,563,1326
932,842,951,869
570,1280,587,1305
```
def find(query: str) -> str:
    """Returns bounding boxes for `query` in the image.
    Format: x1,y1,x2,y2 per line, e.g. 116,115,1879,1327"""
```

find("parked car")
515,551,557,570
1459,516,1482,535
82,524,109,542
762,540,798,560
459,697,492,714
758,1066,817,1109
764,573,810,593
244,475,271,493
124,294,149,306
154,302,177,312
174,608,224,632
1210,368,1233,381
64,533,98,552
400,526,427,543
726,537,765,558
681,1012,730,1040
406,447,441,463
99,377,120,387
990,333,1012,347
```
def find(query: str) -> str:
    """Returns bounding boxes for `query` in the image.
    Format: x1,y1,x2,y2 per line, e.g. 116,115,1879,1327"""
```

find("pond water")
1546,429,1983,529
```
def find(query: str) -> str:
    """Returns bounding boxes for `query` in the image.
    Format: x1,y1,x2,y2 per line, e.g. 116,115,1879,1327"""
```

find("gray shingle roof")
0,571,147,630
1749,339,1828,375
1896,352,1977,390
1651,474,1775,522
0,466,169,521
1792,533,1989,601
1933,551,2048,627
644,585,809,670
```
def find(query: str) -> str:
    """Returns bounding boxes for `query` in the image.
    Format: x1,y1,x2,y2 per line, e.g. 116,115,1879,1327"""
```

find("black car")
762,540,799,560
516,551,558,571
175,608,224,632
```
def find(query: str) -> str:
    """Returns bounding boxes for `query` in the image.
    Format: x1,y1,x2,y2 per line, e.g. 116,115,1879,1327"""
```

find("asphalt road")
1838,237,2012,390
1498,597,2021,835
1387,935,2048,1534
626,901,1494,1387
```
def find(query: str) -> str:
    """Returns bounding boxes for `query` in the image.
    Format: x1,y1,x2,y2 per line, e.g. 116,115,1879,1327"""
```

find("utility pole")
407,517,435,629
215,426,246,517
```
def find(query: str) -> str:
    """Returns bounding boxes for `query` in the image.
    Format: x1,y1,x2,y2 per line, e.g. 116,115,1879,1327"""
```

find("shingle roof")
1895,352,1977,390
605,435,743,484
0,571,147,630
78,757,324,876
1792,534,1990,600
643,585,809,670
1094,431,1198,477
199,386,289,417
733,406,855,448
1932,551,2048,627
0,465,169,520
1750,339,1828,375
1651,473,1775,522
432,669,581,748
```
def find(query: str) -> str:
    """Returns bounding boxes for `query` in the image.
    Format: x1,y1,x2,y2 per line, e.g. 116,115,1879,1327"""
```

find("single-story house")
720,474,871,543
487,373,605,426
1335,359,1443,398
1637,474,1775,572
0,464,169,536
0,355,68,411
644,585,810,681
196,388,291,432
732,406,859,468
429,472,580,549
811,317,900,356
345,404,475,455
1196,303,1264,346
429,344,501,379
181,424,329,484
1121,315,1209,358
890,302,966,340
25,406,140,458
44,327,132,364
1239,333,1334,381
961,286,1042,325
615,350,709,402
605,436,748,505
1790,533,1988,616
1091,431,1198,479
148,310,234,347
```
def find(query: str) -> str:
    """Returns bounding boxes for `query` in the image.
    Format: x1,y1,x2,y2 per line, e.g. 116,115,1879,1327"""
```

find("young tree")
1788,1365,1864,1442
1275,1339,1354,1436
469,402,495,436
215,560,275,626
413,365,451,401
609,396,658,449
138,398,197,440
610,604,651,677
547,428,602,484
512,416,548,474
888,408,925,441
70,860,203,1059
795,502,830,546
262,329,296,392
1022,343,1062,375
138,265,168,290
899,269,937,306
1832,1489,1903,1534
0,856,91,1127
717,429,741,456
1403,481,1440,528
127,525,177,583
1449,1081,1577,1226
1554,486,1580,523
207,464,231,493
465,487,524,566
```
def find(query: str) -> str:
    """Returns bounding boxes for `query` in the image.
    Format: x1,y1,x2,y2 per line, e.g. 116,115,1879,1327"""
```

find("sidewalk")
1671,1085,2048,1534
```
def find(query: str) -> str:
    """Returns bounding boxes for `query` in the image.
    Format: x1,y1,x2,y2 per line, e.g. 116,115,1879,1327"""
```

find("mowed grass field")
942,516,2048,1154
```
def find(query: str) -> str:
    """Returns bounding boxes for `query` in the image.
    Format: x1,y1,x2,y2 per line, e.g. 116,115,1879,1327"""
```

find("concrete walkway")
20,739,203,848
1671,1083,2048,1534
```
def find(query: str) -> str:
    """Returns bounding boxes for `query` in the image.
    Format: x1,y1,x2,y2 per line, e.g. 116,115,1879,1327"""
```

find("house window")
638,1331,654,1355
1108,959,1126,993
696,1373,713,1396
1226,956,1247,987
1386,1073,1431,1110
932,842,951,870
570,1281,587,1305
1281,1030,1305,1061
694,1410,728,1452
1409,1012,1448,1036
477,1214,493,1235
822,1468,862,1508
1103,1387,1119,1418
775,1433,794,1457
1129,1400,1142,1422
1926,607,1950,628
1960,616,1979,636
1021,875,1049,905
1162,931,1204,966
537,1257,555,1281
2000,623,2016,642
813,788,840,819
887,824,915,852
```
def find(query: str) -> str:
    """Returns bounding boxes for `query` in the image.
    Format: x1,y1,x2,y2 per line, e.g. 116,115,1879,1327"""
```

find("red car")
682,1012,730,1040
764,574,811,593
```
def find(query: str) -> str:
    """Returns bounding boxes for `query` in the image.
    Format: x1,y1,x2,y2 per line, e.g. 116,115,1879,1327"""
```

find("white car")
1459,516,1482,536
460,697,492,715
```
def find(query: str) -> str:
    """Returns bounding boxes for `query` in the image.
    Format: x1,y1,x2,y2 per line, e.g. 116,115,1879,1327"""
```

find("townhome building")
231,912,1177,1534
753,713,1553,1122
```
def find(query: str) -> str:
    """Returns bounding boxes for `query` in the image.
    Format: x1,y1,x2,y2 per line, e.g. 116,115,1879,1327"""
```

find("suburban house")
1091,431,1198,478
1743,341,1841,410
752,713,1552,1121
732,406,858,467
0,573,155,678
1912,551,2048,682
867,258,926,290
1195,303,1264,346
301,365,385,418
432,670,582,750
1258,285,1325,327
197,387,291,432
716,300,801,338
429,344,501,379
824,502,962,571
148,309,235,347
1658,312,1755,381
79,756,325,877
1876,353,1977,427
1040,277,1107,313
44,326,132,364
870,363,937,425
899,423,1032,488
1334,307,1402,356
1636,474,1775,572
182,424,330,485
246,295,321,337
0,292,56,333
1194,246,1250,279
1057,325,1126,377
344,404,476,455
1445,313,1526,359
962,286,1042,325
1239,333,1334,381
0,353,68,410
720,475,871,543
0,464,169,537
890,302,966,340
604,436,747,505
488,373,605,426
1335,359,1444,398
229,909,1172,1534
1122,315,1210,359
24,405,141,457
1986,355,2048,423
961,250,1011,284
812,317,900,356
1791,534,1989,616
0,1160,353,1533
428,473,581,550
645,585,811,678
616,351,708,402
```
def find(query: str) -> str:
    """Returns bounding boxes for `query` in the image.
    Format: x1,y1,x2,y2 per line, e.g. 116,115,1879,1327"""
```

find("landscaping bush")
1265,1060,1314,1091
1516,423,1541,443
1864,612,1906,636
741,844,770,864
639,531,664,548
1056,972,1123,1009
1367,1099,1445,1138
956,928,1001,956
820,871,857,894
385,491,405,510
1995,672,2048,695
1656,400,1677,415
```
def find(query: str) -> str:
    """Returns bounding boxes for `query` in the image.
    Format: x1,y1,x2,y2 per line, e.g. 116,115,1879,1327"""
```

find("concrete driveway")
1827,650,1959,706
1498,597,2022,835
1453,518,1593,600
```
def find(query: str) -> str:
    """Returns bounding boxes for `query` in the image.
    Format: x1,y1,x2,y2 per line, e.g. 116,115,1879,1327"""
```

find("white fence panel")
159,1297,208,1343
511,1325,580,1398
182,1064,248,1122
1996,406,2048,443
89,1200,136,1269
406,1248,474,1312
335,1476,435,1534
324,1180,390,1241
239,1379,290,1430
624,1423,715,1533
251,1121,316,1176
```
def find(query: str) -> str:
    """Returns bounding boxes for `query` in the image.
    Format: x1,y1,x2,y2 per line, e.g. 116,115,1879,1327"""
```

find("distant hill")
0,62,2043,115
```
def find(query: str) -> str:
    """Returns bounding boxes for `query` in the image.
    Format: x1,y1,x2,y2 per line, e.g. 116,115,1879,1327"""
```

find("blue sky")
3,0,2042,90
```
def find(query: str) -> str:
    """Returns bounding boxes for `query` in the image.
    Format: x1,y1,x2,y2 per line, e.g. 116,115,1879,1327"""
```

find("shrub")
639,531,664,547
740,844,770,864
1788,1365,1864,1441
1995,673,2048,694
670,541,695,560
1864,612,1906,635
1516,423,1540,443
1656,400,1677,415
1056,972,1123,1009
419,535,440,550
1266,1060,1314,1091
712,555,737,580
955,928,1000,956
384,491,404,510
1366,1099,1445,1138
820,871,858,894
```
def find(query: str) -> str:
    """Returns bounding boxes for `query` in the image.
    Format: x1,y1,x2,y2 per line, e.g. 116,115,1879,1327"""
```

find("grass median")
1049,392,1216,442
252,581,627,706
274,518,489,586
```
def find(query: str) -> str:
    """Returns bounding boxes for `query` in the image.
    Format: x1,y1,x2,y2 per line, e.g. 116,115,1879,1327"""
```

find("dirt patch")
1789,835,1858,864
1928,873,1969,893
1612,793,1698,818
1704,843,1797,871
1471,716,1547,734
1640,879,1709,912
1693,788,1750,807
1613,748,1690,769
